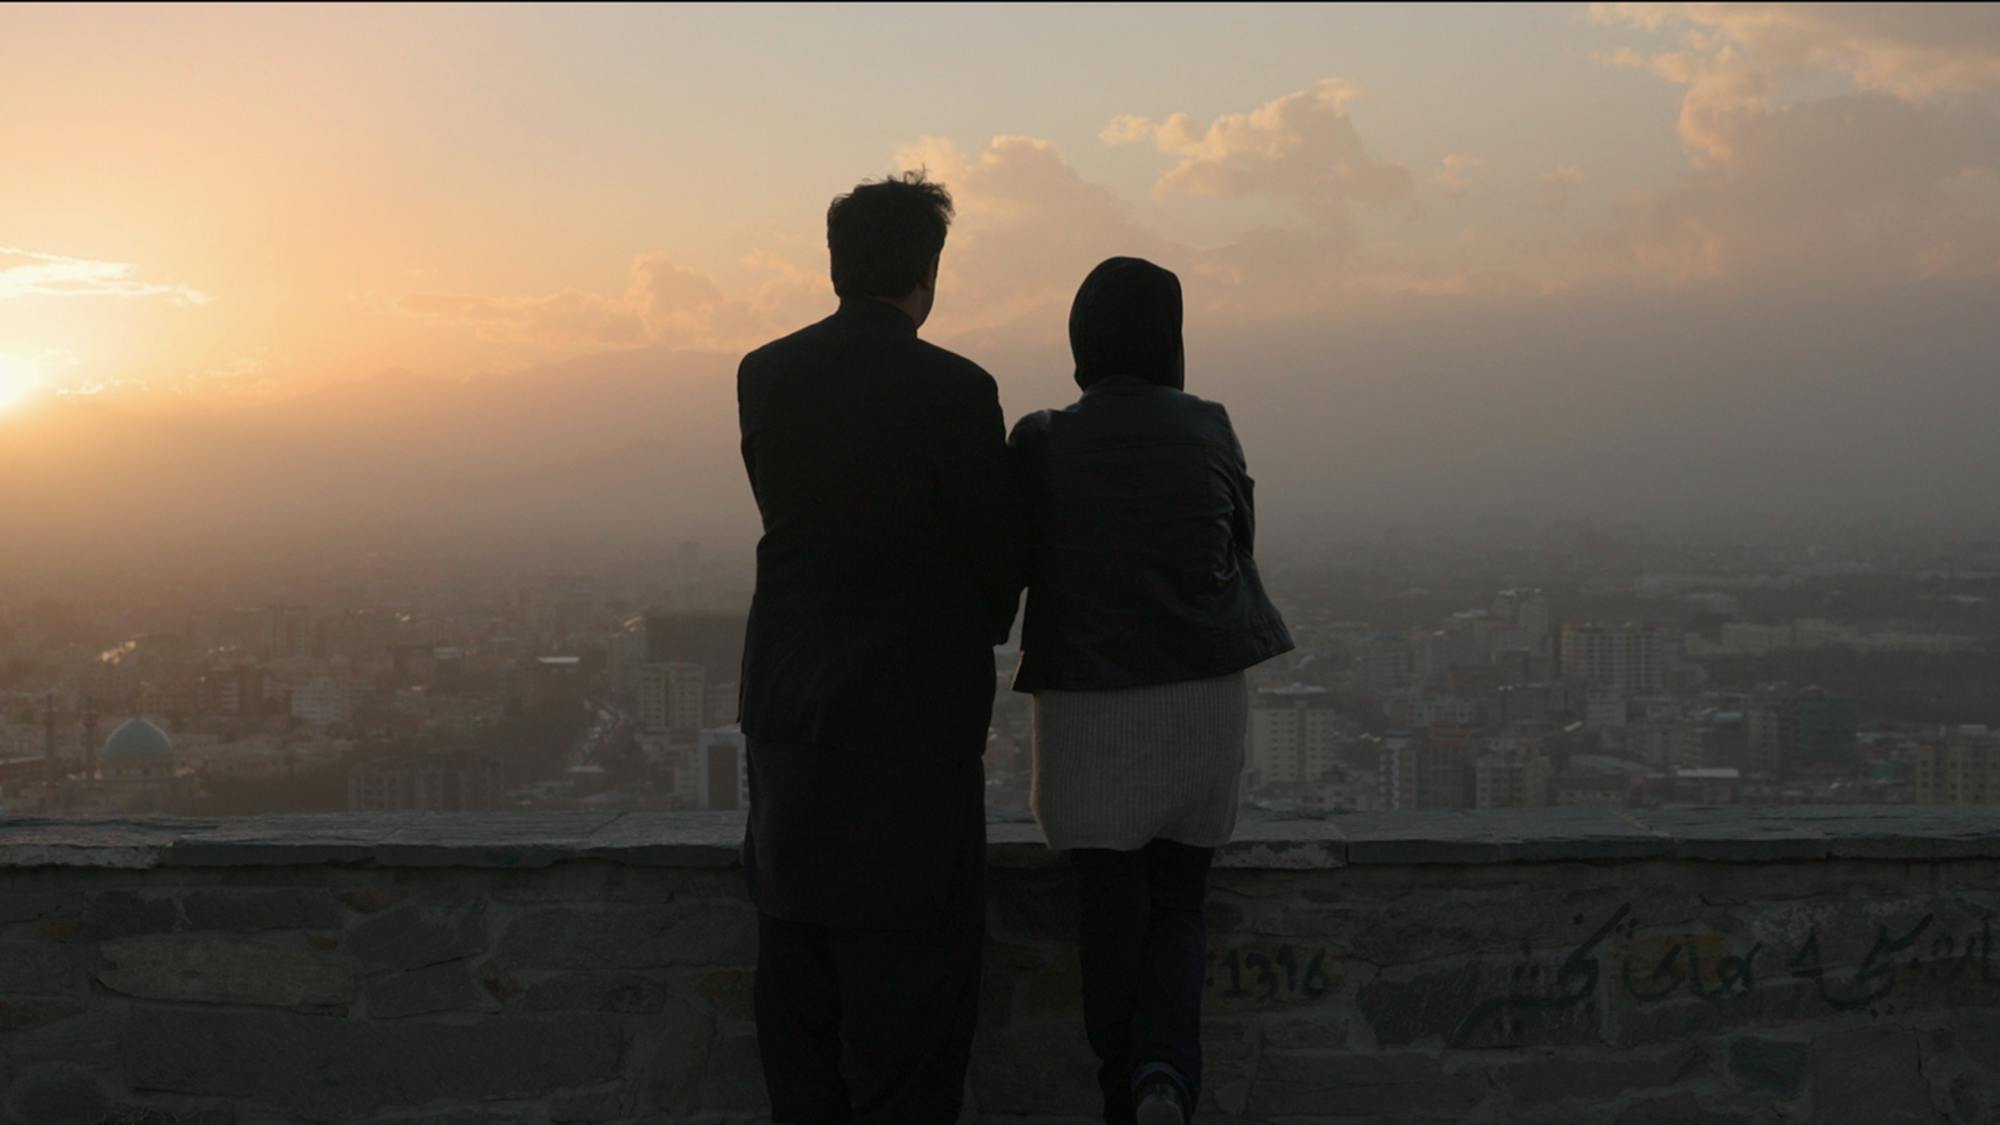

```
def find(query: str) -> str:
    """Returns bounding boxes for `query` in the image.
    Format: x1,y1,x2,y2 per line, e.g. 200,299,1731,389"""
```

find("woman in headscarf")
1009,257,1294,1125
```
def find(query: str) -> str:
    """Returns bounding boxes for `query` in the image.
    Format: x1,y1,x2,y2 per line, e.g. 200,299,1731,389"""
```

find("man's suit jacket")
736,296,1024,927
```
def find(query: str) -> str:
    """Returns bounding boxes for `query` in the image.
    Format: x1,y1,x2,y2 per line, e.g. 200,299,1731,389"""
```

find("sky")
2,3,1999,576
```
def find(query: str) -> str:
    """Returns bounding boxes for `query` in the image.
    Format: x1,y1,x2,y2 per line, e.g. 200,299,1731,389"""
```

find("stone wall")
3,808,2000,1123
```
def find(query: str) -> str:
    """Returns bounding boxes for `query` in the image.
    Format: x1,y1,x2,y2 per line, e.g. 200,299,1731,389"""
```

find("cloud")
1539,165,1585,209
1597,4,2000,165
1433,153,1486,199
0,246,207,305
397,251,825,354
395,289,647,348
1589,5,2000,285
1099,115,1155,146
1101,79,1413,211
894,134,1163,338
1593,4,2000,102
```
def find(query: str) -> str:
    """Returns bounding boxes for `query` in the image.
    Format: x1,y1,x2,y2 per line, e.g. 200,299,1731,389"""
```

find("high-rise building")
202,665,266,718
1493,588,1551,652
1355,633,1416,694
1630,718,1702,769
291,677,352,727
264,604,309,660
691,725,750,811
1474,746,1552,809
704,681,739,730
1743,684,1858,779
637,662,708,734
348,750,502,812
1560,622,1678,697
1249,685,1340,788
1383,726,1479,810
1914,738,2000,805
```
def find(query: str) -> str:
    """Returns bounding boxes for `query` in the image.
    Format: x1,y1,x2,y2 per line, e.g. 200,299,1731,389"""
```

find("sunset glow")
0,355,39,414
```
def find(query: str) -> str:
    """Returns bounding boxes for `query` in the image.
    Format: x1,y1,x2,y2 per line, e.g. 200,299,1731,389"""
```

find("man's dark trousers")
747,739,988,1124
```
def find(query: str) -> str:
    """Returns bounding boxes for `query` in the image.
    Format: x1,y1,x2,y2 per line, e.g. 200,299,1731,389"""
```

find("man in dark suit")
736,171,1024,1123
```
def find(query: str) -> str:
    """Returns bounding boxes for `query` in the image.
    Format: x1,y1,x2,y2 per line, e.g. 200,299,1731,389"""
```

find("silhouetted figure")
735,172,1024,1123
1010,257,1293,1124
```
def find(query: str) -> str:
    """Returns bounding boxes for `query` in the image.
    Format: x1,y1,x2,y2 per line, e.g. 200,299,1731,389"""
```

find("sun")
0,356,42,414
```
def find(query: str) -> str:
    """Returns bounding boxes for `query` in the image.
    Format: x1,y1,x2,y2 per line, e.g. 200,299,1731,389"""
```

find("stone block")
1360,958,1603,1049
1197,1020,1257,1116
97,934,355,1008
1622,809,1830,862
696,1033,768,1113
1247,1051,1488,1117
1256,1013,1351,1050
496,901,755,970
1330,808,1665,866
181,888,340,933
635,997,726,1113
1495,1044,1704,1107
123,1007,623,1119
2,1064,108,1125
364,961,488,1019
335,886,409,915
0,942,77,995
0,1003,125,1074
345,901,487,970
94,1100,235,1125
517,972,673,1015
549,1086,632,1123
1614,1092,1765,1125
1810,1026,1931,1125
1728,1035,1809,1099
0,817,193,869
688,968,757,1025
580,813,745,868
0,997,89,1035
1953,1011,2000,1075
0,884,65,926
157,815,402,867
373,813,621,868
1946,1070,2000,1125
1220,819,1347,869
73,891,178,943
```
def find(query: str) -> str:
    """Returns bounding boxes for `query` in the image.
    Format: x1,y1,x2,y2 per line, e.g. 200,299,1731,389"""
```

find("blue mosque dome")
102,718,174,766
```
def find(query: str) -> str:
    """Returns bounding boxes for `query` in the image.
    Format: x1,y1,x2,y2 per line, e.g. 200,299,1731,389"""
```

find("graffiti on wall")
1204,901,1998,1049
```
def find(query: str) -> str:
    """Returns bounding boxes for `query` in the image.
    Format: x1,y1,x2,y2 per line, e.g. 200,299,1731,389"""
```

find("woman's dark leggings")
1070,839,1216,1124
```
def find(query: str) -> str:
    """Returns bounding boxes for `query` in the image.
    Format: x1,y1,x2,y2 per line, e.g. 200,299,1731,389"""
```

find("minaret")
80,700,98,783
42,690,58,804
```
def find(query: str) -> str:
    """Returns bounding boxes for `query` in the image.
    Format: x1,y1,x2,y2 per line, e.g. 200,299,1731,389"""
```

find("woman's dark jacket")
1009,377,1293,692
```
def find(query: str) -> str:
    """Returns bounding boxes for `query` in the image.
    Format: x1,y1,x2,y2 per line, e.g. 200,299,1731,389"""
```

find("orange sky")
2,3,1998,413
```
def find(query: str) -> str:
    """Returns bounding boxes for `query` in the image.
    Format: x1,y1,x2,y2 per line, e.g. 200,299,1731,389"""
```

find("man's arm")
934,371,1028,643
736,355,763,508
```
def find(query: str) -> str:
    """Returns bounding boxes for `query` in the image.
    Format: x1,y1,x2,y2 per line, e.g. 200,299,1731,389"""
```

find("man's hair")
827,171,954,300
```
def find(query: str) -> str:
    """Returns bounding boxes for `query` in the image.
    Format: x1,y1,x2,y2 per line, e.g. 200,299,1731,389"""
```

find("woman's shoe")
1132,1062,1191,1125
1134,1079,1187,1125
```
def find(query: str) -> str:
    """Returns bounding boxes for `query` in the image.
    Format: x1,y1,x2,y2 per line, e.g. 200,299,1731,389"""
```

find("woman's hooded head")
1069,257,1184,392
